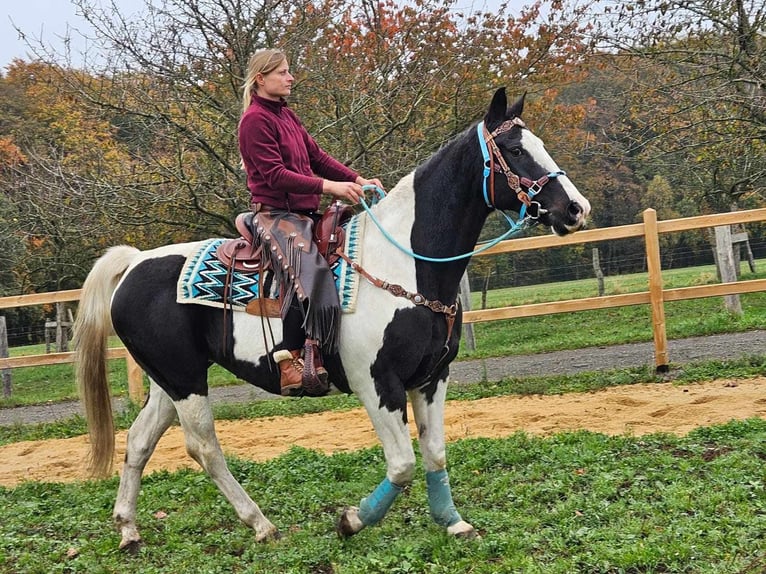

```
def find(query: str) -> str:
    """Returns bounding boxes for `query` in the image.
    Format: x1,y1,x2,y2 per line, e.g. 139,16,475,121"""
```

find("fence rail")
0,285,144,401
2,207,766,401
463,207,766,370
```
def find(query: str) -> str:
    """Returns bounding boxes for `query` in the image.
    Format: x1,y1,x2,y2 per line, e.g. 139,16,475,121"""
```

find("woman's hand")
356,177,385,193
323,177,386,204
323,180,364,204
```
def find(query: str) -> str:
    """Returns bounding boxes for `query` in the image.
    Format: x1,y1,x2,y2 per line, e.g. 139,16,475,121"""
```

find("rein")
338,119,565,348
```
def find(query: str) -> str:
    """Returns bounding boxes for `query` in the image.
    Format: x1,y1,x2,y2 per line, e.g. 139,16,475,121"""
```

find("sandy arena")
1,377,765,488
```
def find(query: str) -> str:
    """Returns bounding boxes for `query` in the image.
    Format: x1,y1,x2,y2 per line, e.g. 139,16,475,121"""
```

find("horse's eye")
509,147,523,157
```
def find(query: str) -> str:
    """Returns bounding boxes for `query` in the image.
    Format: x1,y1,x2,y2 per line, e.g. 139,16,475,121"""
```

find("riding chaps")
252,207,341,355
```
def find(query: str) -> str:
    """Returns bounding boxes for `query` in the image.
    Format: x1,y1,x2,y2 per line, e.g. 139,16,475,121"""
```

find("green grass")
0,419,764,573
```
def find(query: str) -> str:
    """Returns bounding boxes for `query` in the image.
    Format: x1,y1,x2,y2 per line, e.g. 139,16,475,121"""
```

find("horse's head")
480,88,590,236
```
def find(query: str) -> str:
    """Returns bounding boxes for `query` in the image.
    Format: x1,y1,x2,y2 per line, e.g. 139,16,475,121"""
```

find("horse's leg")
173,393,279,542
114,380,177,551
409,382,478,538
337,382,416,537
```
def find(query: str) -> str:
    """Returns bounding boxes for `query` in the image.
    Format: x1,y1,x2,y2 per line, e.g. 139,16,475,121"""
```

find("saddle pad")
177,213,365,313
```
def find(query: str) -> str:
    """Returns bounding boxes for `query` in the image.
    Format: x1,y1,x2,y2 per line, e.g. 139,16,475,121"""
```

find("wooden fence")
463,207,766,370
1,207,766,402
0,289,145,402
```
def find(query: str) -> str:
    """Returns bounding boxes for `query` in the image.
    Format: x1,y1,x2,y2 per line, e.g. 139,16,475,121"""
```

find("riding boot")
273,349,304,396
301,339,329,396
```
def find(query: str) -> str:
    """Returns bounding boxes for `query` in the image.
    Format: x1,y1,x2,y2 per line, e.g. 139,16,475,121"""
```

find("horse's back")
111,245,218,400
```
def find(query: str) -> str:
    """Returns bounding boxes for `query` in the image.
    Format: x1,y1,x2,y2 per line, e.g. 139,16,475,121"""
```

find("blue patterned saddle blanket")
177,214,365,313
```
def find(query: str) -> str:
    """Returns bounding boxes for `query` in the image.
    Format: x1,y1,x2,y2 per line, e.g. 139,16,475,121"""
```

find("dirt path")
2,377,765,488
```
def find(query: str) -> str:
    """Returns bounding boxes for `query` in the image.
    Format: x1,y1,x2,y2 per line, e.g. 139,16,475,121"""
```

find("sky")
2,0,524,70
2,0,144,69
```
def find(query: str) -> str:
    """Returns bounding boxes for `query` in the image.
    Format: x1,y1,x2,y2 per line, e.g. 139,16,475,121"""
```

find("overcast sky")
2,0,142,68
3,0,529,70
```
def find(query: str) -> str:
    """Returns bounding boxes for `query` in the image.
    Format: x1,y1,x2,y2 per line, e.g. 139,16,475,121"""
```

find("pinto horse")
74,88,590,549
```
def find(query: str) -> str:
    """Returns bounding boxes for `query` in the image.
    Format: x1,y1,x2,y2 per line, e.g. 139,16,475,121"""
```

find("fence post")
643,209,669,372
0,317,10,398
126,353,145,403
714,225,743,315
592,248,605,296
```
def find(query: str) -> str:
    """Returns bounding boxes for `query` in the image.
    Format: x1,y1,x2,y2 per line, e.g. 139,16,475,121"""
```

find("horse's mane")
414,122,478,178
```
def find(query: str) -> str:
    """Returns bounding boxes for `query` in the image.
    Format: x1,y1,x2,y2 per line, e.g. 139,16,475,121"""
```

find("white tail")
73,245,140,477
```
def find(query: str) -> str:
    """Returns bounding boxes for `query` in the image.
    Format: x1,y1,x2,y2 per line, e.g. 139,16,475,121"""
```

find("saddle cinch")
215,203,355,317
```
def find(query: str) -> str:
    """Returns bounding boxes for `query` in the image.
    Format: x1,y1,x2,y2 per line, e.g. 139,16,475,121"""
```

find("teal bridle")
355,118,566,264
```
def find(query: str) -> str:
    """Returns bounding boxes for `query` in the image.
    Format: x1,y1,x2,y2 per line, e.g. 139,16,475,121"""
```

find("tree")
590,0,766,211
3,0,599,300
24,0,595,235
0,61,138,291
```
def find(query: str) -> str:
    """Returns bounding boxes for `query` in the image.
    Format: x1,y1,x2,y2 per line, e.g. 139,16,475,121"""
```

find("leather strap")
335,249,458,343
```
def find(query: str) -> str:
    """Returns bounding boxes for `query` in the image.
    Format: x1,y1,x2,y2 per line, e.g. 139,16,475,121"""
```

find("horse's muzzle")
547,200,589,236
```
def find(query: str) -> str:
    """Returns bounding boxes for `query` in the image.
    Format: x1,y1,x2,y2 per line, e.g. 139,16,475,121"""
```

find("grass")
1,265,765,572
0,419,764,573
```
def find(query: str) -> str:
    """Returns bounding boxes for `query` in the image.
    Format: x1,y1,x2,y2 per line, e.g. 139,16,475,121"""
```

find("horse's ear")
485,87,508,127
508,92,526,119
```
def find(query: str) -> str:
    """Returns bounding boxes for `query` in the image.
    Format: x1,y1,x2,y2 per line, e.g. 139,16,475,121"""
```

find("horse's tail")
73,245,140,477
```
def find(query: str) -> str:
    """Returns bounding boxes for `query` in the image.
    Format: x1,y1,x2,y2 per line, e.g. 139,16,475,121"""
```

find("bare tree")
590,0,766,209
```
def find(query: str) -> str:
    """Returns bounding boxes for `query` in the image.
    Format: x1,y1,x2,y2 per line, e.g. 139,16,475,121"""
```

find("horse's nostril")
568,201,583,220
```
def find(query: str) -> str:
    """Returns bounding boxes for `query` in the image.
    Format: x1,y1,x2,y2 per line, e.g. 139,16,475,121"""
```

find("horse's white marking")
520,130,591,217
336,173,422,487
361,172,419,285
114,379,177,549
410,382,448,471
340,172,419,362
231,314,282,362
174,393,277,540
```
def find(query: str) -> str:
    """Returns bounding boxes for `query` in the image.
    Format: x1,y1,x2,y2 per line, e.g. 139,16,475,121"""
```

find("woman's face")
256,59,293,101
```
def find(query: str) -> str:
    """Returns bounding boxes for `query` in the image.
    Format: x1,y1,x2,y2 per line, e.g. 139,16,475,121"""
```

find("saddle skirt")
176,213,365,313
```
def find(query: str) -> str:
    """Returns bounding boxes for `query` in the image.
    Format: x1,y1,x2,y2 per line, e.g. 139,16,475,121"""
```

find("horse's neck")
367,168,488,301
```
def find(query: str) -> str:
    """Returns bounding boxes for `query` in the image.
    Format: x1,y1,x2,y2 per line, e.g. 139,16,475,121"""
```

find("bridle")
337,118,569,354
478,118,566,221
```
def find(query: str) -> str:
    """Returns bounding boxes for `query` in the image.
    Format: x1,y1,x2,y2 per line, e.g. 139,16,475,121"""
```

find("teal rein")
357,119,536,264
358,183,528,264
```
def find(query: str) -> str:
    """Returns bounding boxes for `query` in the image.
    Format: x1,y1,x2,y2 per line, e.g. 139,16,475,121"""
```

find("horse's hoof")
119,538,143,555
255,525,281,543
447,520,480,539
336,506,364,538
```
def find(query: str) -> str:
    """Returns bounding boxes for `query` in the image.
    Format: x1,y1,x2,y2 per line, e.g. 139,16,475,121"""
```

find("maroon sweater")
239,95,358,212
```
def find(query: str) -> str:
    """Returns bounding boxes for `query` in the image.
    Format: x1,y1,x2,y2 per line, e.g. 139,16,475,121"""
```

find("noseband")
477,119,566,220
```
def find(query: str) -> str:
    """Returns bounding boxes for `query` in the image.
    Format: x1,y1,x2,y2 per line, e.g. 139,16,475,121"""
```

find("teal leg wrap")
426,469,462,527
358,477,403,527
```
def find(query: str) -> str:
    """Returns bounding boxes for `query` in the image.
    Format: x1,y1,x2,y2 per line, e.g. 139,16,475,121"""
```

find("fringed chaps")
252,208,341,354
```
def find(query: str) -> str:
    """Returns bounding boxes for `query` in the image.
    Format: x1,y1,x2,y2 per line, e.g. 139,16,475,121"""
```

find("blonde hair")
241,48,288,115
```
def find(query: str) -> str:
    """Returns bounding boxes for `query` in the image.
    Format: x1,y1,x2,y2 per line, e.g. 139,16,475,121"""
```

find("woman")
239,48,383,397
